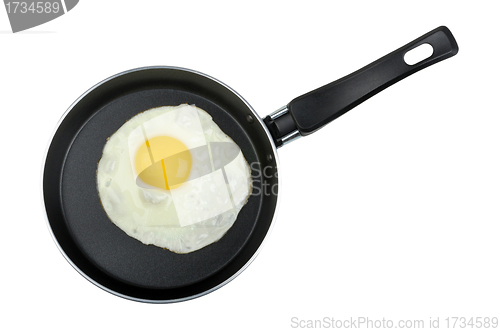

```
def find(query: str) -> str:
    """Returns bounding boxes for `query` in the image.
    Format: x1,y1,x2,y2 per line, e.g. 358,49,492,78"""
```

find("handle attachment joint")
263,106,301,148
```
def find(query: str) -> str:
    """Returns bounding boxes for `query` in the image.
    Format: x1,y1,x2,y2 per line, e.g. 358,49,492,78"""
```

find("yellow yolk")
135,136,192,190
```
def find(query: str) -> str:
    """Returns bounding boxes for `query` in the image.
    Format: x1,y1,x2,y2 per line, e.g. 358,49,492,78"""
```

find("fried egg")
96,104,252,253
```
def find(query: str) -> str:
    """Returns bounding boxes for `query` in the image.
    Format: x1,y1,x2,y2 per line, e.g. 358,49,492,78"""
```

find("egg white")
96,104,252,253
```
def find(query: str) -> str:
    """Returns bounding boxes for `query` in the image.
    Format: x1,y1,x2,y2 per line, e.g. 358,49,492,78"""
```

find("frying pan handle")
264,26,458,147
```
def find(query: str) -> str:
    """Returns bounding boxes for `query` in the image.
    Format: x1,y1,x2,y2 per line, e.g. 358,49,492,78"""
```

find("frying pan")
43,26,458,302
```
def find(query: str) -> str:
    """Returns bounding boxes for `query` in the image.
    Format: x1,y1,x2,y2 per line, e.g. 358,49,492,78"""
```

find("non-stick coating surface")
43,68,278,301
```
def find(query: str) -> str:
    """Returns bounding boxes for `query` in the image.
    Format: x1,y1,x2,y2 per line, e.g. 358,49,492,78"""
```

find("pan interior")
43,68,278,301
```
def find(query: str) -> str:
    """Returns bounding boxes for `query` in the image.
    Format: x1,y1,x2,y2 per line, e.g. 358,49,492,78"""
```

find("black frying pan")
43,26,458,302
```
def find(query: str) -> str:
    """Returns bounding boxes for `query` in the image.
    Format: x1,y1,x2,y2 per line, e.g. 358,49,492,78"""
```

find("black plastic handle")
287,26,458,136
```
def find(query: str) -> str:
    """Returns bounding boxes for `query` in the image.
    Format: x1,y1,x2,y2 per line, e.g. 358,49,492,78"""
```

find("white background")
1,1,499,331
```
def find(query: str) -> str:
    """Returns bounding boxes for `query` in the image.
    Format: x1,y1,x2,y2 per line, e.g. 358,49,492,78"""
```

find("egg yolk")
135,136,192,190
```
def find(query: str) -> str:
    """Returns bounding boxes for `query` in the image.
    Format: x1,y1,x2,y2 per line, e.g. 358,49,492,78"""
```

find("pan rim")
41,65,281,303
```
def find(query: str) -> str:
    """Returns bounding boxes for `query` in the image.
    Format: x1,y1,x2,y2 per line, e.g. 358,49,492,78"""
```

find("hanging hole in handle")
404,43,434,65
